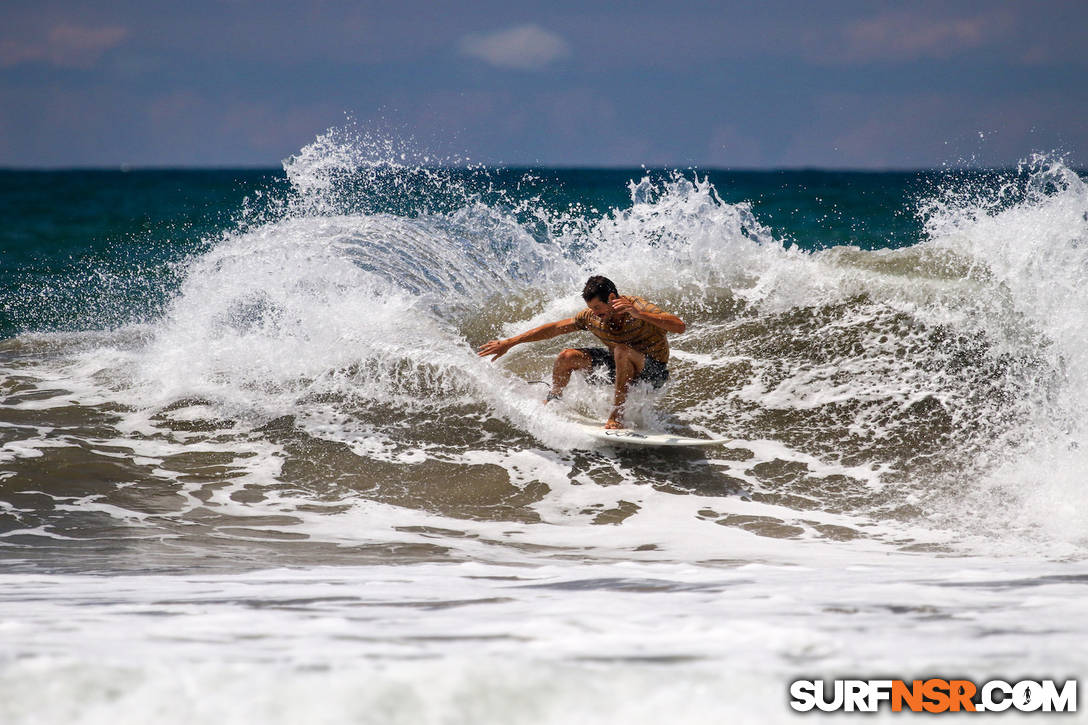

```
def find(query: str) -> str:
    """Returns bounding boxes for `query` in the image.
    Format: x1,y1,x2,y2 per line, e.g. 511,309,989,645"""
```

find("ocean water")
1,132,1087,723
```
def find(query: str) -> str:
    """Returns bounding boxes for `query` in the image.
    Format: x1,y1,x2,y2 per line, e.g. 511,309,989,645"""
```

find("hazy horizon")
3,162,1085,173
3,0,1086,169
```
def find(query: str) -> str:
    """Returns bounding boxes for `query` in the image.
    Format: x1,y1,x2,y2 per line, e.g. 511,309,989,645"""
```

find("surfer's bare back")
477,275,686,429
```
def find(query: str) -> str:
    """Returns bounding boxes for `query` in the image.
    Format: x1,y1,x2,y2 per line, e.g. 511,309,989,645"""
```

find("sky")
1,0,1086,169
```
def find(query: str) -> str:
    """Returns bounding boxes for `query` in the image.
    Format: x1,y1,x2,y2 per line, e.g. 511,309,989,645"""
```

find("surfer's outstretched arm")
477,318,579,361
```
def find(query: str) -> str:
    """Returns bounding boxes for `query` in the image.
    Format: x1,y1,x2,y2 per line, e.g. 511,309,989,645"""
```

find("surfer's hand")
610,297,640,317
478,339,512,360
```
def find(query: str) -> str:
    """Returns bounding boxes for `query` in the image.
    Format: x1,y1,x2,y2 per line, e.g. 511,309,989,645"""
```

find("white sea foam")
1,554,1085,724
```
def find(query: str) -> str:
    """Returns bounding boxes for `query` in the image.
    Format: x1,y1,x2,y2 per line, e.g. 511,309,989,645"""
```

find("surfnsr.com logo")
789,679,1077,713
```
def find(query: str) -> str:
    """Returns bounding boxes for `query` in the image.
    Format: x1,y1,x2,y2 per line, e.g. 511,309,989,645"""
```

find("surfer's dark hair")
582,276,618,303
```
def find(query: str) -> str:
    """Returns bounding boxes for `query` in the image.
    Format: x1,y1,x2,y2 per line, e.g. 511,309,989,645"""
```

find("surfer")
478,276,686,429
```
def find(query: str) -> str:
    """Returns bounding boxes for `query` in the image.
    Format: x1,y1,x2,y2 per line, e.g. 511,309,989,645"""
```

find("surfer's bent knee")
611,344,643,367
556,348,590,368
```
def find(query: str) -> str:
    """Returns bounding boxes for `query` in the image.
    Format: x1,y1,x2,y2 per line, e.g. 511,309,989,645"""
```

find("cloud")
0,23,128,69
833,9,1011,62
459,24,570,70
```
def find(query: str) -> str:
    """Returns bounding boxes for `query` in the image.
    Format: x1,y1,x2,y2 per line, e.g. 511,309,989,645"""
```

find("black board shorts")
577,347,670,388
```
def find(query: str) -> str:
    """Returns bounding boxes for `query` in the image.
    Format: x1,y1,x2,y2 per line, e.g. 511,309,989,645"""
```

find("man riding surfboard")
478,276,686,429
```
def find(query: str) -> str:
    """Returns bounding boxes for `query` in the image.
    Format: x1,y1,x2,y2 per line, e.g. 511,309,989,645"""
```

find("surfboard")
562,408,730,448
577,423,731,448
525,380,729,448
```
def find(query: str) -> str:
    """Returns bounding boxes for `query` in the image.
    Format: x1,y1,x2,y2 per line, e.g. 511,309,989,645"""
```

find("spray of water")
5,125,1087,552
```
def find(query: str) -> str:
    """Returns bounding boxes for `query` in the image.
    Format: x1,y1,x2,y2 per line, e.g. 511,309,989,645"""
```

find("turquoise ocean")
1,131,1087,722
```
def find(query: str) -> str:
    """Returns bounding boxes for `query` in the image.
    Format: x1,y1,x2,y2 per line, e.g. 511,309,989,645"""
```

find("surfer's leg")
549,348,593,401
606,345,646,428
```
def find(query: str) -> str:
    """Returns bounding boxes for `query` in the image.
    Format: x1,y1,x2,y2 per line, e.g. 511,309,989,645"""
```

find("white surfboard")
523,381,729,448
577,423,731,448
562,409,730,448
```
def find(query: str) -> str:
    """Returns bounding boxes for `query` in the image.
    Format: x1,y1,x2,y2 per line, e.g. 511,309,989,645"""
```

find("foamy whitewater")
1,133,1086,723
